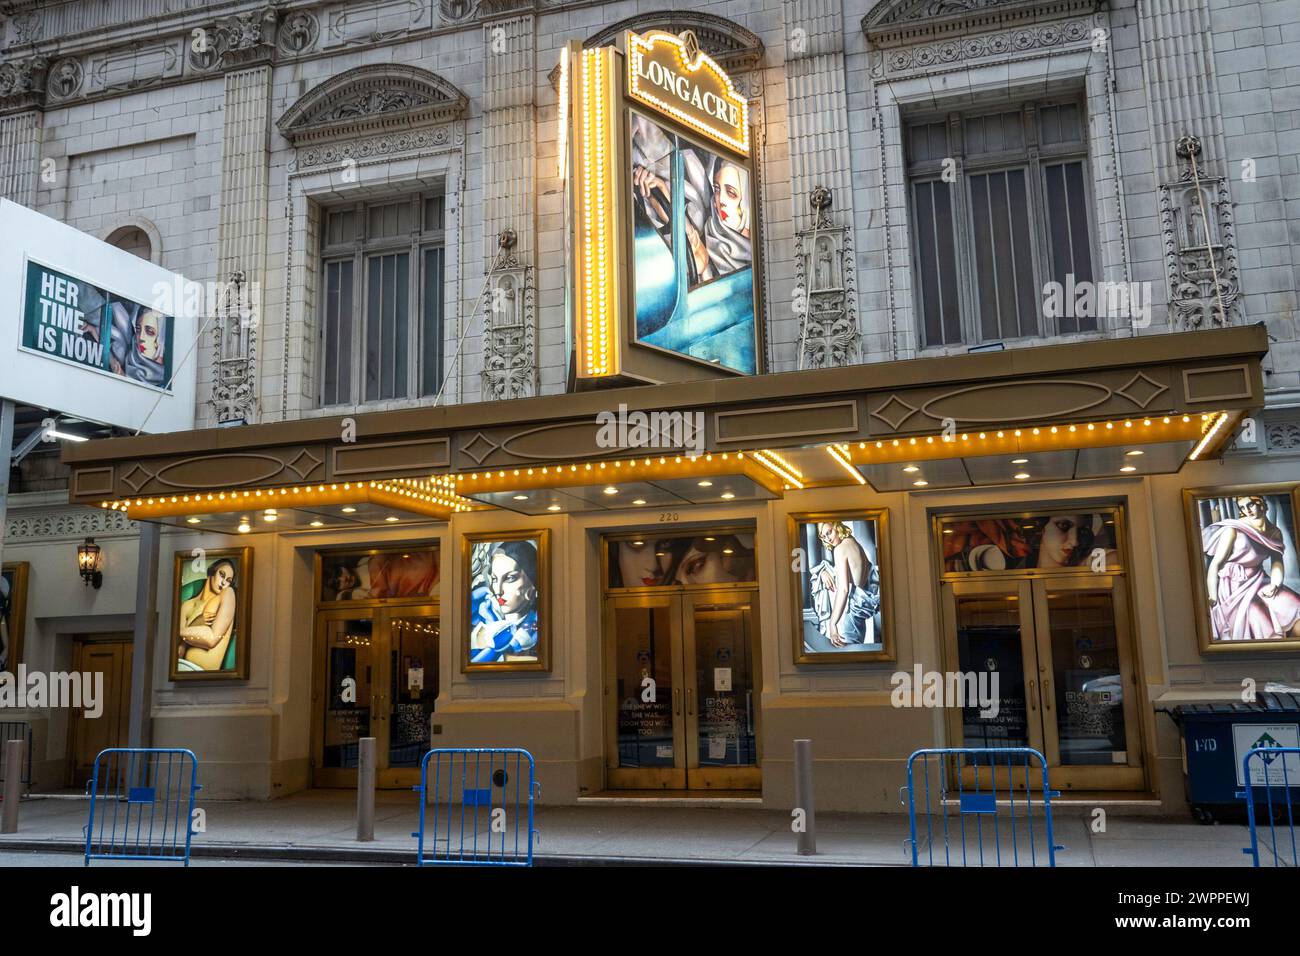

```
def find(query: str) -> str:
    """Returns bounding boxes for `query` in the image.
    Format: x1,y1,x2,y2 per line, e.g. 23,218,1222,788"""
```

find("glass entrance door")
313,604,439,788
605,590,760,791
942,575,1143,791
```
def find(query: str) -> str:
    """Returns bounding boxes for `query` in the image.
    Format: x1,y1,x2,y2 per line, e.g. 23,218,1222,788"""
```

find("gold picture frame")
314,542,442,608
789,510,894,664
1,562,30,672
462,529,550,673
170,547,253,681
1183,484,1300,653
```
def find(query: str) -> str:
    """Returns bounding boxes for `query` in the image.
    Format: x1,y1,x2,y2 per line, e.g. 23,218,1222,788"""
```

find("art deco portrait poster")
790,512,893,663
171,548,253,680
0,563,29,673
1185,486,1300,652
629,111,757,374
464,531,549,672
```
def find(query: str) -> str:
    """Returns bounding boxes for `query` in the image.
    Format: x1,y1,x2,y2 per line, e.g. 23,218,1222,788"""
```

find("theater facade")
1,0,1297,813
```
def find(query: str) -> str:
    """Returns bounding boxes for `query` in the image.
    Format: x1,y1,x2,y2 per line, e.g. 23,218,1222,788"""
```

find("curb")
0,837,875,867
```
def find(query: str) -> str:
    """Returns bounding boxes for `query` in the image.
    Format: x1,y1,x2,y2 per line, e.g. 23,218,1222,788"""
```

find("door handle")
1028,680,1037,711
686,687,695,716
1042,680,1052,711
673,687,681,716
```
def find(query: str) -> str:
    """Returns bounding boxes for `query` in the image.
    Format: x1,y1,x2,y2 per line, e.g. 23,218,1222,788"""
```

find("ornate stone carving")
47,58,83,99
1158,139,1242,330
870,18,1092,76
1266,421,1300,452
585,11,764,73
792,188,860,369
863,0,1095,45
277,11,320,55
0,55,47,112
481,267,537,401
7,11,42,47
277,65,469,146
213,6,278,63
294,122,463,169
208,272,259,424
440,0,481,21
7,506,137,541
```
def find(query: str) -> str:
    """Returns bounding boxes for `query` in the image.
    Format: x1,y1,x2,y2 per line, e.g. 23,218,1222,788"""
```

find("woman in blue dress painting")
469,540,540,663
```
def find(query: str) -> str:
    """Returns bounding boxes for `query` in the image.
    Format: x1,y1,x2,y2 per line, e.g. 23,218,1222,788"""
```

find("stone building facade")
1,0,1298,807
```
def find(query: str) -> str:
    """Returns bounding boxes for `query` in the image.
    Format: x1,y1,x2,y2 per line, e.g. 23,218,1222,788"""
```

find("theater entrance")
602,529,761,791
936,507,1146,792
310,544,441,789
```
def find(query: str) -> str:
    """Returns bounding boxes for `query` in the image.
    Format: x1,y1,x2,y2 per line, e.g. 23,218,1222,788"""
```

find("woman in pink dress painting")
1203,494,1300,642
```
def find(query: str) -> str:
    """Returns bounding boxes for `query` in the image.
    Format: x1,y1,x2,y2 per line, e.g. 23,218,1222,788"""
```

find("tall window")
319,192,446,406
907,100,1097,348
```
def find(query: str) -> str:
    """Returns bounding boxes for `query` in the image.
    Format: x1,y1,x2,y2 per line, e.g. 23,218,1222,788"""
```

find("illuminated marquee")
626,30,749,156
561,30,758,387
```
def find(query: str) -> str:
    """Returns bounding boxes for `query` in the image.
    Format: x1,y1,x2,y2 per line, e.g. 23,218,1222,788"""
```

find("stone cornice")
862,0,1100,48
277,64,469,146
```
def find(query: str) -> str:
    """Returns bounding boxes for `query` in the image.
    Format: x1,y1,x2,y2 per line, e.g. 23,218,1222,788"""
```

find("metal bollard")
357,737,375,842
1,737,24,834
794,738,816,856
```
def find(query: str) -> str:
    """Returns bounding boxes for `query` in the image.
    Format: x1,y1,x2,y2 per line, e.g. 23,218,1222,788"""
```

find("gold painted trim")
1182,364,1253,404
1,562,30,670
714,400,859,444
330,437,451,477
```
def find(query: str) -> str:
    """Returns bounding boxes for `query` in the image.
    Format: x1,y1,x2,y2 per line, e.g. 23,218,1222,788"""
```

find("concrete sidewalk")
0,790,1270,865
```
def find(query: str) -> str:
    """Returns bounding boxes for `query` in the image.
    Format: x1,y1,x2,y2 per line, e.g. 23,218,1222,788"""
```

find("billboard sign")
21,260,175,391
0,198,196,433
562,30,759,387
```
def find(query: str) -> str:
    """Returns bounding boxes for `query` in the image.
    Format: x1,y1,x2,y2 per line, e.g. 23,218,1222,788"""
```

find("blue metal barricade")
83,748,201,866
413,748,539,866
902,747,1064,867
0,721,33,794
1242,746,1299,867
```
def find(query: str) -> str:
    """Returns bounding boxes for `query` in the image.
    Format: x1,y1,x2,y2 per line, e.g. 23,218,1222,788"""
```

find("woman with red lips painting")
469,540,540,663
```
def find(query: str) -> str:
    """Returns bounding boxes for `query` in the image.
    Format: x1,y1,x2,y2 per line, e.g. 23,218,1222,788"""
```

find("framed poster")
316,544,440,605
170,548,253,681
1184,485,1300,653
605,531,757,589
0,563,29,673
938,510,1121,575
789,512,894,664
628,110,757,375
463,530,549,672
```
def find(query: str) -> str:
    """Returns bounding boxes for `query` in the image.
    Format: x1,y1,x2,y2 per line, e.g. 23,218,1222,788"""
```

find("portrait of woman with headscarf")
108,298,169,388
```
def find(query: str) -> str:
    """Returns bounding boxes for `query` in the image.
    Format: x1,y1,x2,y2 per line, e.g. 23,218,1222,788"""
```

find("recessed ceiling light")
186,517,201,524
1014,472,1031,480
912,479,928,487
512,494,529,501
632,540,644,546
237,521,251,533
547,504,562,512
309,520,324,528
704,537,715,542
902,465,919,473
603,486,619,495
942,528,953,534
698,480,714,487
632,498,647,505
264,508,277,515
723,548,734,554
341,506,357,514
385,516,400,522
1125,449,1144,457
720,491,735,499
1011,458,1029,465
1120,465,1137,473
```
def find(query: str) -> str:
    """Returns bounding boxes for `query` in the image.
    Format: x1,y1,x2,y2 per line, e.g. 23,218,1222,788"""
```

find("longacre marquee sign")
626,30,749,155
